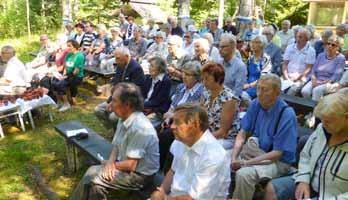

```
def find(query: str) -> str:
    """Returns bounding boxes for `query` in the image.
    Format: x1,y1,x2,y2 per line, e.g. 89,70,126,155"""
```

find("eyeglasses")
326,42,338,47
182,71,195,77
184,35,191,38
219,45,231,49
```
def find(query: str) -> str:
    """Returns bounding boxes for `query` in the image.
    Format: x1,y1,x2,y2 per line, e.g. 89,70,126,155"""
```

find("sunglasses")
326,42,337,47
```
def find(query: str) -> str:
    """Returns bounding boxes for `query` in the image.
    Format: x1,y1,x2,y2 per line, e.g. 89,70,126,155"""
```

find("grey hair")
220,33,236,48
321,29,333,39
115,46,131,57
336,24,347,32
282,20,291,26
203,32,214,45
259,74,281,92
328,35,344,48
292,25,302,35
194,38,210,53
112,82,144,111
263,25,275,35
1,45,15,55
314,91,348,119
148,56,167,73
168,35,183,47
297,28,311,40
252,35,268,48
182,61,201,81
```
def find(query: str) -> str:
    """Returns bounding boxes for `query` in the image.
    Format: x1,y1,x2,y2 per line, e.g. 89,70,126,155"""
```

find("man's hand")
167,65,176,74
101,161,118,181
58,75,67,81
151,187,166,200
295,182,310,200
231,160,242,172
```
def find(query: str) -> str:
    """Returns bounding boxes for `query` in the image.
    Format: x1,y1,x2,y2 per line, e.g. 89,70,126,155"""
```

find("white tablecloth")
15,95,57,114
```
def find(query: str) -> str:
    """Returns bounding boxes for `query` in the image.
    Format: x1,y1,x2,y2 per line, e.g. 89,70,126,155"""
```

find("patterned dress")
202,85,240,149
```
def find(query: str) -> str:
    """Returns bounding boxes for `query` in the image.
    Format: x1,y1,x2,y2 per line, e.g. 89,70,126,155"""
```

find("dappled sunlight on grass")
0,93,107,199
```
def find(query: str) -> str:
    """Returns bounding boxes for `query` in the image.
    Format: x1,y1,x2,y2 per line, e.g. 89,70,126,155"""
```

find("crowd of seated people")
2,12,348,199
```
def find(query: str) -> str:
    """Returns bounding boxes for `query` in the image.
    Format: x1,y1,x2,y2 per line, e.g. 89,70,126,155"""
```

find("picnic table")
0,95,56,137
84,65,115,77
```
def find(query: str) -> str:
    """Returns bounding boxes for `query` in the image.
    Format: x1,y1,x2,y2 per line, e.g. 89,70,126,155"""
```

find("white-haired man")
282,28,316,95
0,45,27,95
277,20,294,51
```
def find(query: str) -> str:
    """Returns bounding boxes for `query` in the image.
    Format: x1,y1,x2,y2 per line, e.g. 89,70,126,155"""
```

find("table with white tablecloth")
0,95,57,137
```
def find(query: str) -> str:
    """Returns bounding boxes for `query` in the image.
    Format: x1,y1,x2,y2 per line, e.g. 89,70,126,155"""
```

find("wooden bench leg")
66,140,77,173
0,123,4,138
48,106,54,122
65,140,80,173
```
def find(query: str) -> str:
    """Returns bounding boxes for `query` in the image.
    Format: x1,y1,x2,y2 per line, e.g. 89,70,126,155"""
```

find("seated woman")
159,61,203,171
301,35,345,101
201,62,240,150
243,35,272,100
143,31,168,60
143,56,172,124
265,89,348,200
86,24,111,66
52,39,85,112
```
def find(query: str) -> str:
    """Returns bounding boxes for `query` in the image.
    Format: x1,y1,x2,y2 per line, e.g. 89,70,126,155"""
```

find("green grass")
0,87,109,199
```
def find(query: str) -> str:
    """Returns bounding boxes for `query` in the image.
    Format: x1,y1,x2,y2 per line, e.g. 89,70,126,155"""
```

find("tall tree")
26,0,31,39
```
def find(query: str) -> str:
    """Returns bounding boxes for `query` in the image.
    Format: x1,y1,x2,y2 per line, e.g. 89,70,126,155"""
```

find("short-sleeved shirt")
170,130,230,200
220,57,247,97
312,52,345,82
65,52,85,78
241,98,298,164
283,43,316,76
202,86,240,141
3,56,27,87
112,112,159,175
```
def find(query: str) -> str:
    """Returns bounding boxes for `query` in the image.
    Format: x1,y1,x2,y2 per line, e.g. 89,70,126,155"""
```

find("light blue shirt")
220,57,247,97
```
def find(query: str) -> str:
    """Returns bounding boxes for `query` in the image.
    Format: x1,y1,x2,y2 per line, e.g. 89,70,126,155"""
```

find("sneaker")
58,104,71,112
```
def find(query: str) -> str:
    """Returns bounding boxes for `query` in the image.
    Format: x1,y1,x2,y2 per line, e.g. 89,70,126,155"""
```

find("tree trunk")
26,0,31,40
239,0,254,17
41,0,46,32
218,0,224,28
62,0,72,28
72,0,79,22
178,0,190,30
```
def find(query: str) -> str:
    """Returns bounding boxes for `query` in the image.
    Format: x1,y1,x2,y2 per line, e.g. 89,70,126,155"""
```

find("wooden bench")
55,120,162,199
281,94,317,115
55,120,112,173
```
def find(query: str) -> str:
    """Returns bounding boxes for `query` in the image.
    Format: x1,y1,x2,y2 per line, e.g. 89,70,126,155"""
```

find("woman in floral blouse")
201,62,240,150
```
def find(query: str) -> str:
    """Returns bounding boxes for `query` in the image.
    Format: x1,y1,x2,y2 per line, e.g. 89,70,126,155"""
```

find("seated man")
70,82,159,200
0,55,7,77
265,90,348,200
0,45,27,95
94,47,145,130
26,35,55,68
282,28,316,95
231,74,297,200
151,103,231,200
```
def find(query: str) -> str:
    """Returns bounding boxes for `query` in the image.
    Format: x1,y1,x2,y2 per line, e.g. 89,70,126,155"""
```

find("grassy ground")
0,87,110,200
0,36,115,199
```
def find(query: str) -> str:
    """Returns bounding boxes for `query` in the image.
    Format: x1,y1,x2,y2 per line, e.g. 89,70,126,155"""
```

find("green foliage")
0,0,62,39
263,0,308,26
75,0,121,26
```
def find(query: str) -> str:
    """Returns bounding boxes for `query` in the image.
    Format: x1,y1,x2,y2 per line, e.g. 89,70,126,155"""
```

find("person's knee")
235,167,255,182
264,181,277,200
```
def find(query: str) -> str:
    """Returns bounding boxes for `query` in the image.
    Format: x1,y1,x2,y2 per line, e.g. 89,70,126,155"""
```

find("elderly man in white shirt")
0,45,27,95
277,20,294,52
282,28,316,96
151,103,231,200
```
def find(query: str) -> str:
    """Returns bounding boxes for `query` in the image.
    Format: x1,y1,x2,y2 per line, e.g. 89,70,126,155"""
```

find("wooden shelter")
304,0,348,28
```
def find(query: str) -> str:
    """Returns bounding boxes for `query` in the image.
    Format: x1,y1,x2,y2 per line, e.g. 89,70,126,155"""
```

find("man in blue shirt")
231,74,297,200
